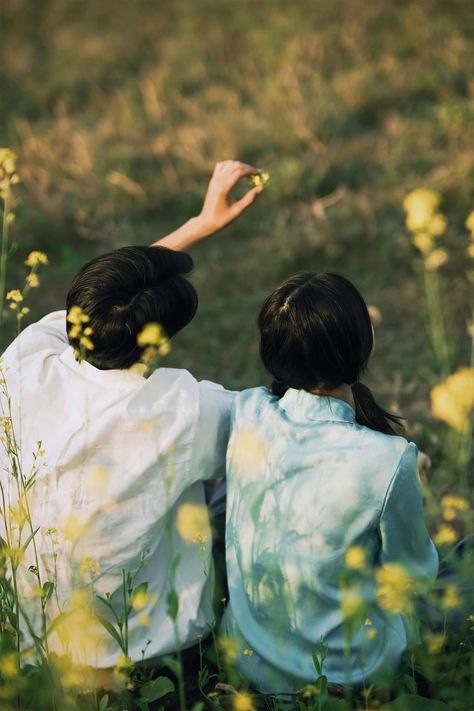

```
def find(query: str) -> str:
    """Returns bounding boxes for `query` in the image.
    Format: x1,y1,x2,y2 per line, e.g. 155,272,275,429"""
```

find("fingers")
231,185,263,216
213,160,261,180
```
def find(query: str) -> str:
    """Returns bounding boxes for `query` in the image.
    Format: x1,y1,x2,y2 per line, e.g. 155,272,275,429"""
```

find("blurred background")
1,0,473,442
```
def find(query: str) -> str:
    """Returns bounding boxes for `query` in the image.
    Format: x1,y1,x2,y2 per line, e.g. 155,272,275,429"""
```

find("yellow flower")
19,307,30,317
6,289,23,303
345,546,367,571
79,557,100,580
0,653,18,678
113,654,134,682
424,633,445,654
442,584,461,609
61,513,89,540
403,188,440,233
218,635,240,664
431,368,474,432
441,495,468,511
376,563,413,614
56,589,103,663
341,589,365,620
413,232,434,255
79,335,94,351
67,305,90,325
467,243,474,259
233,692,255,711
24,251,49,267
425,248,448,271
26,273,40,288
137,612,151,627
131,589,153,611
0,148,17,176
433,524,458,546
248,171,270,188
137,322,167,347
175,502,210,544
242,648,253,656
228,429,268,481
465,211,474,239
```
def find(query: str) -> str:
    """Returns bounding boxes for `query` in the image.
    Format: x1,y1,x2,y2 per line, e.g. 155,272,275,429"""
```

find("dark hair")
258,272,402,435
66,246,197,370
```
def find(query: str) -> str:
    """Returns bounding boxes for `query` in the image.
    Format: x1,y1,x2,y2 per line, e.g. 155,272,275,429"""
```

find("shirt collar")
279,387,356,424
59,346,144,389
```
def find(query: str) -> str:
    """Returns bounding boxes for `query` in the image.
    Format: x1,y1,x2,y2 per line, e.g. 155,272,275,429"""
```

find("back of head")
66,246,197,370
258,272,402,435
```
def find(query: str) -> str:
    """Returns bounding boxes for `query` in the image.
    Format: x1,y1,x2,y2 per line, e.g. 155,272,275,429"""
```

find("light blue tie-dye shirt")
222,387,438,692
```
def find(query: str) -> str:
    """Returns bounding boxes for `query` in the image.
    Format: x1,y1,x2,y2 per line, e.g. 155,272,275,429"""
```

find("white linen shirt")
0,310,234,667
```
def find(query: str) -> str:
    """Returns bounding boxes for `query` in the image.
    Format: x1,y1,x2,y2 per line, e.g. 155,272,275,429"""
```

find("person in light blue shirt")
222,272,439,693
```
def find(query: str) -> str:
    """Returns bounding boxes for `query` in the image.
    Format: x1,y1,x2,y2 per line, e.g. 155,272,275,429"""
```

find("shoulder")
232,386,277,419
2,310,68,363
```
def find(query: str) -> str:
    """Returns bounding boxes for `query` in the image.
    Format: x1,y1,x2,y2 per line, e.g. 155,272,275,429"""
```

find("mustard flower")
433,524,458,546
176,502,210,544
442,584,461,609
26,273,40,288
248,171,270,188
465,211,474,239
233,692,255,711
376,563,413,614
24,251,49,267
431,368,474,432
424,248,448,271
345,546,367,571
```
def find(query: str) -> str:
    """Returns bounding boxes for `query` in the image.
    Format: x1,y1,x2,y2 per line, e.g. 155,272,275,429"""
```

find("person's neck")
309,383,355,410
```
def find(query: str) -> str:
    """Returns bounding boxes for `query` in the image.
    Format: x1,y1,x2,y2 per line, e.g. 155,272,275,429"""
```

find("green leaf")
98,694,109,711
190,703,204,711
41,581,54,603
381,694,451,711
21,527,40,553
166,589,179,621
404,673,418,694
94,614,124,650
161,655,181,678
139,676,174,702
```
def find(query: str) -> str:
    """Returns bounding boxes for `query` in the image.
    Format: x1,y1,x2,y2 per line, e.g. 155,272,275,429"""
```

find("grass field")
0,0,473,709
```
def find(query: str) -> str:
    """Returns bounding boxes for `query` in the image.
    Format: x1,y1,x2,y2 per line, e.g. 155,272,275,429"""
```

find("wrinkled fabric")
0,311,234,667
222,387,438,692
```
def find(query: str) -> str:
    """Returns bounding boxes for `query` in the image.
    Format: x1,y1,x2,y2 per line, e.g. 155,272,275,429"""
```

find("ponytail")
351,382,403,435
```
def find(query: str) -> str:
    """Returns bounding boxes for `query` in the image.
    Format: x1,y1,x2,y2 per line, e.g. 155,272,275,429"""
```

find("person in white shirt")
0,160,264,671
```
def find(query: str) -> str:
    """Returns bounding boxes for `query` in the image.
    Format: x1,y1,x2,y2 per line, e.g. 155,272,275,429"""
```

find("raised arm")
152,160,264,251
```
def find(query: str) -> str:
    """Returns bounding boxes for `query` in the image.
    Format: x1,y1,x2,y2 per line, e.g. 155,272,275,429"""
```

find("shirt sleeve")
189,380,236,482
378,442,439,581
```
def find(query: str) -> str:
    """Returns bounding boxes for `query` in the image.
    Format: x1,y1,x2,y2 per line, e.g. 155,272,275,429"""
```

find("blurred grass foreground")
0,0,473,709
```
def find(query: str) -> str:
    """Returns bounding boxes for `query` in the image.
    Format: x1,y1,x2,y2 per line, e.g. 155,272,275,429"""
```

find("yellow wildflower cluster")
233,691,255,711
24,250,48,268
0,148,20,202
466,211,474,262
340,588,366,620
441,494,468,521
442,584,461,609
433,524,458,547
376,563,413,614
218,635,240,664
403,188,448,270
67,305,94,357
345,546,367,571
135,322,170,371
175,502,210,544
248,171,270,188
79,556,100,581
431,367,474,432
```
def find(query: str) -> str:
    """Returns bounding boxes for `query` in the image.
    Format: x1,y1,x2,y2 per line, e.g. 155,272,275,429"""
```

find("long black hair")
258,272,402,435
66,246,197,369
